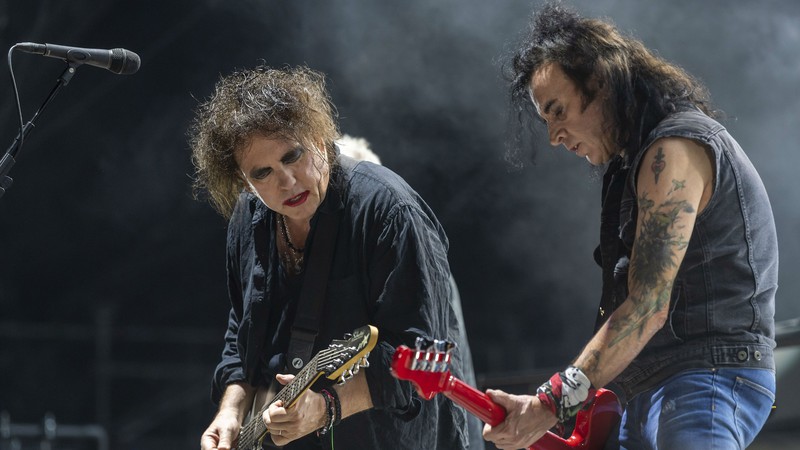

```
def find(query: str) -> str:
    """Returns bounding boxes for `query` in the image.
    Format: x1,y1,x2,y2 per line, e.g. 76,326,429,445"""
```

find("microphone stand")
0,62,78,200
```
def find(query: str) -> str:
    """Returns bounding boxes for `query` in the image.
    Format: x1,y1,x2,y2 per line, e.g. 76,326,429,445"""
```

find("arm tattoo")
607,185,694,347
667,179,685,196
582,349,602,374
650,147,666,184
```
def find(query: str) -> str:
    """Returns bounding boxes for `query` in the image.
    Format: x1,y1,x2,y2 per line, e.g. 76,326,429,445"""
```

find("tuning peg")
415,336,433,350
414,353,432,372
433,339,457,353
338,368,355,384
352,363,361,375
435,352,451,372
343,332,353,339
360,355,370,368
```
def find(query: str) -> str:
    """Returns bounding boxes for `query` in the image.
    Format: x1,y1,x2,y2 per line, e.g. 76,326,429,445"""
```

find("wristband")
322,388,342,426
316,390,334,436
536,365,596,423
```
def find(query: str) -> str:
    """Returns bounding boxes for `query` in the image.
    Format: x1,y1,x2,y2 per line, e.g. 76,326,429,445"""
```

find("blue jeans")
618,368,775,450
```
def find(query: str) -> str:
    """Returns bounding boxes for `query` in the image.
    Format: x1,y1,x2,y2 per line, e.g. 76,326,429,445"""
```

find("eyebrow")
542,99,557,116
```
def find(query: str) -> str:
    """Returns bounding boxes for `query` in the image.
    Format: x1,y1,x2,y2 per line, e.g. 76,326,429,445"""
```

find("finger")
263,401,287,426
262,409,273,426
486,390,515,409
484,389,505,401
217,428,233,450
199,434,216,450
275,373,295,385
484,389,502,407
268,400,285,415
270,428,290,446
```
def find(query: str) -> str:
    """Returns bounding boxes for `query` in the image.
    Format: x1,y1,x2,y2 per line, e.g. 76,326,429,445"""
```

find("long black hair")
504,2,715,165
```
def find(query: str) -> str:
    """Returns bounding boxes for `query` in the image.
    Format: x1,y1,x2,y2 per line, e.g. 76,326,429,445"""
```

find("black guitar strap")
285,156,354,375
285,207,340,375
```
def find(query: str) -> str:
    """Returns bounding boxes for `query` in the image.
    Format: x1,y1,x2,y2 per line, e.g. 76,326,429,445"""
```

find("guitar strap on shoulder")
286,209,340,375
286,156,354,375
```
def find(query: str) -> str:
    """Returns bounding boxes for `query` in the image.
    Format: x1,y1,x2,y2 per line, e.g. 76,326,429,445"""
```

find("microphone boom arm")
0,62,78,200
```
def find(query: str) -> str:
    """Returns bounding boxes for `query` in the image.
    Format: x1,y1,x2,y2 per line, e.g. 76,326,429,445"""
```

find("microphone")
16,42,141,75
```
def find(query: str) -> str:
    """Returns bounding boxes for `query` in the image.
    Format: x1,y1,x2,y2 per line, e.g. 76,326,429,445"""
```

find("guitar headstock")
317,324,379,384
391,337,456,400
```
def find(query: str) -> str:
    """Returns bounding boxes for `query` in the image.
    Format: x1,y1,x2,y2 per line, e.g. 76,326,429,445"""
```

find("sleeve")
362,202,455,413
210,308,247,405
210,201,250,404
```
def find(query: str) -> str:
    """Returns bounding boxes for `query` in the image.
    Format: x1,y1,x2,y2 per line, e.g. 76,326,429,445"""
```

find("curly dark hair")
189,65,340,217
504,2,715,165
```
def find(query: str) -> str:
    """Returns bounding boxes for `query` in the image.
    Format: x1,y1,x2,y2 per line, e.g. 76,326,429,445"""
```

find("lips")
283,191,309,207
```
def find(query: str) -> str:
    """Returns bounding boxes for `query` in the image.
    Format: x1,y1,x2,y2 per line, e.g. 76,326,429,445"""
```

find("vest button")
737,350,748,361
754,350,762,361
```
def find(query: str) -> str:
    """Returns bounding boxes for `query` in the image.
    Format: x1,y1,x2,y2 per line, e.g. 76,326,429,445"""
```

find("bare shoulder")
638,137,713,191
636,136,715,215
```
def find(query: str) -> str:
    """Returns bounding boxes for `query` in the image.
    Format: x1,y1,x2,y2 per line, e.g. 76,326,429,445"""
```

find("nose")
275,168,295,190
548,125,565,147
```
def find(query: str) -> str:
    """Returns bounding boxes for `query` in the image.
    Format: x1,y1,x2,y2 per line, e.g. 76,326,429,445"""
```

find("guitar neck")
233,325,378,450
441,376,564,450
391,344,620,450
236,354,324,449
441,375,506,426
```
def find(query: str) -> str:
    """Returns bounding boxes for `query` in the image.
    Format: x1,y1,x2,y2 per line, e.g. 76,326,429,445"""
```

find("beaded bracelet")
322,388,342,426
316,390,334,436
536,365,596,423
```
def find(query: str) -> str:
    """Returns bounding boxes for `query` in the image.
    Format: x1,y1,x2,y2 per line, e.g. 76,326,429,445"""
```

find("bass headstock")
391,337,456,400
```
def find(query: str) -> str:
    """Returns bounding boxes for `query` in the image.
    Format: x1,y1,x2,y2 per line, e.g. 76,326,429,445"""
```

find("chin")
585,155,603,166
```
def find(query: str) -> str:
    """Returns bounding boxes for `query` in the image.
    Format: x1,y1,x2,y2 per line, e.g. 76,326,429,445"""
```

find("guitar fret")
233,325,376,450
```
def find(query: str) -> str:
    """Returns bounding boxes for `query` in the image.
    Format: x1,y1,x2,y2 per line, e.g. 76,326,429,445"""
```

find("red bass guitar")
391,339,622,450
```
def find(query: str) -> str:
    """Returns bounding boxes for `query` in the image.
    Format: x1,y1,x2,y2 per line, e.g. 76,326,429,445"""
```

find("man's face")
236,135,330,224
530,63,616,166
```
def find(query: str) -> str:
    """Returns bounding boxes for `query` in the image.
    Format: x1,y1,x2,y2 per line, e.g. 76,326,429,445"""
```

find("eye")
252,167,272,180
283,147,304,164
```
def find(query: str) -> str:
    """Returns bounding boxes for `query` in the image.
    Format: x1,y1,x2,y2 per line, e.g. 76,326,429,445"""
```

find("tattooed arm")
482,137,713,450
573,137,714,387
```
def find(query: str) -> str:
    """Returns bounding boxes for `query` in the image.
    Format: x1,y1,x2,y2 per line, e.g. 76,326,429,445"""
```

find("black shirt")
211,155,482,449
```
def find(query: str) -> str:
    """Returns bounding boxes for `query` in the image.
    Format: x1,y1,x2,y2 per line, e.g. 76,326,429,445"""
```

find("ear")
315,139,327,155
312,140,334,166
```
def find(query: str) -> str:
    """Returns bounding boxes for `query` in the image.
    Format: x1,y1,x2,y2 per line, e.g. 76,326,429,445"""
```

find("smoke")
1,0,798,366
0,2,798,444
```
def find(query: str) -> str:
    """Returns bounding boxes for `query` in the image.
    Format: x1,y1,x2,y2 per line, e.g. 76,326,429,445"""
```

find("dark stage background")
1,1,798,449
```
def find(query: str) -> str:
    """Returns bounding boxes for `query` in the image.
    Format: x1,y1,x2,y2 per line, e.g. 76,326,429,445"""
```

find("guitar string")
238,358,319,447
240,350,337,446
240,341,372,445
237,346,369,447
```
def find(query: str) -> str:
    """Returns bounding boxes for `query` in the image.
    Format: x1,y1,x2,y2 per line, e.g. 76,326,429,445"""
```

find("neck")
279,214,308,251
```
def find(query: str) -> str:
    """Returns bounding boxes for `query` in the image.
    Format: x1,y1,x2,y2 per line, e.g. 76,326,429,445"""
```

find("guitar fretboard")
235,346,351,450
